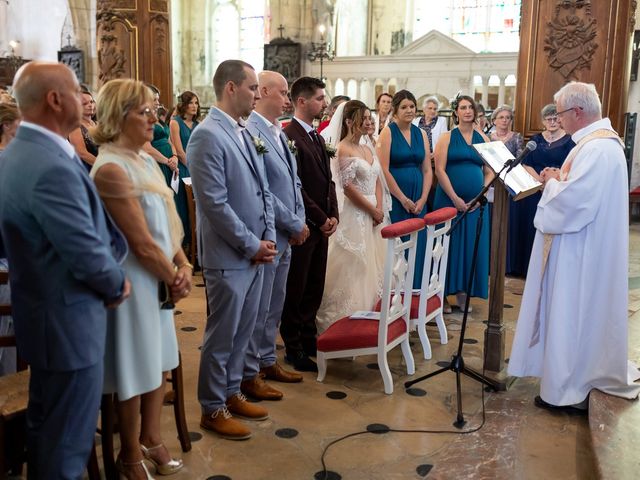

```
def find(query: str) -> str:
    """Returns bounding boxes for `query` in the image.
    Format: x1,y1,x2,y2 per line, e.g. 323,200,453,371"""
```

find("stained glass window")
413,0,521,53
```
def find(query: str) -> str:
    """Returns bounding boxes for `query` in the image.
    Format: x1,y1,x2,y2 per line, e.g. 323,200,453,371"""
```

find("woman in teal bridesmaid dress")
170,91,200,250
433,95,491,310
151,106,177,179
378,90,432,288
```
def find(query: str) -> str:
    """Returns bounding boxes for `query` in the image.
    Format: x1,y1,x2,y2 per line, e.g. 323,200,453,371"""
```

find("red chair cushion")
317,317,408,352
381,218,425,238
373,293,442,318
424,207,457,225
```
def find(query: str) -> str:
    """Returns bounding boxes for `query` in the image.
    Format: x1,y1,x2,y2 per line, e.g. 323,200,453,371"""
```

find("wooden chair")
184,181,197,266
0,271,104,480
0,270,29,479
316,218,424,394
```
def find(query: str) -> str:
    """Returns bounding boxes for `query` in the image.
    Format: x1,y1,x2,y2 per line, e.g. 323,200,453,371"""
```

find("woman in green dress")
151,105,179,183
169,91,200,250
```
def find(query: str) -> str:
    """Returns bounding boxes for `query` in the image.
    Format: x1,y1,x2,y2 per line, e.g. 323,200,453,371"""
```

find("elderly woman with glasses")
490,105,523,157
90,79,192,479
505,103,575,277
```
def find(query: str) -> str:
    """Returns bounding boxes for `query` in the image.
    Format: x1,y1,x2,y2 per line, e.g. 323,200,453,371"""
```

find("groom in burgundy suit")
281,77,338,372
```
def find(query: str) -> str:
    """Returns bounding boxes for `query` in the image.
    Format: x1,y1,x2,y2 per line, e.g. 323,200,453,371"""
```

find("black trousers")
280,229,327,354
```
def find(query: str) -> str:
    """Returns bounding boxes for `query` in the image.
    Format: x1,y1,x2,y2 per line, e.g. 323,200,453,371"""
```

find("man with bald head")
241,71,309,400
0,62,128,478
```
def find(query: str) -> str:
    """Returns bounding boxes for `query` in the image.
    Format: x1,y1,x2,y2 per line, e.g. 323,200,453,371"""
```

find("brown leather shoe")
200,407,251,440
226,393,269,420
260,362,303,383
241,376,283,401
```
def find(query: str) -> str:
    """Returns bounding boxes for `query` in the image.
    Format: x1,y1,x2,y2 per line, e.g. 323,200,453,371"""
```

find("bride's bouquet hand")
371,207,385,226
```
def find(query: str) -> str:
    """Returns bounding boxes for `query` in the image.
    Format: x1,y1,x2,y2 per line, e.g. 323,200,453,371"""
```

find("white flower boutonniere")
287,139,297,155
252,136,269,155
325,144,337,158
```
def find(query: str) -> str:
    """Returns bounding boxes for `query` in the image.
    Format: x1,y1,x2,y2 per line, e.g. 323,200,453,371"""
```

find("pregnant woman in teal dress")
378,90,432,288
433,95,491,311
170,91,200,250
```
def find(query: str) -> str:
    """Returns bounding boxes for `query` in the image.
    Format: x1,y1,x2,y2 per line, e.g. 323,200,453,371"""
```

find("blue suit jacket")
0,126,126,372
246,112,305,253
187,107,275,269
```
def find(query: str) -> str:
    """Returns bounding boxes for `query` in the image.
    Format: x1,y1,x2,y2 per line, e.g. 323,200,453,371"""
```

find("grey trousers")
244,248,292,379
198,265,264,414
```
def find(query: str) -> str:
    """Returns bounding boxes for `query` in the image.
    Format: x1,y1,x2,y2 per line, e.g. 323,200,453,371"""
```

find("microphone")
508,140,537,170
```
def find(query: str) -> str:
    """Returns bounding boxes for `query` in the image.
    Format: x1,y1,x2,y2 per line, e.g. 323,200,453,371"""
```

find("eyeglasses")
556,106,583,117
543,116,558,123
495,115,512,121
141,107,158,118
124,106,158,119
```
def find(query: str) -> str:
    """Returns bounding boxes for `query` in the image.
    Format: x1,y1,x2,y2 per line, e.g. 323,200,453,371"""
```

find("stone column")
497,75,506,106
481,76,489,107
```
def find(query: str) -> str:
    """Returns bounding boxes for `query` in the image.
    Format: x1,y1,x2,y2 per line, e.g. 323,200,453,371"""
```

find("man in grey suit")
188,60,277,440
0,62,129,479
241,71,309,400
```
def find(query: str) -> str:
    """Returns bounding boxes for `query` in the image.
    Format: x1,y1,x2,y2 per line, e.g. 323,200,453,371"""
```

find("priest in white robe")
508,81,640,409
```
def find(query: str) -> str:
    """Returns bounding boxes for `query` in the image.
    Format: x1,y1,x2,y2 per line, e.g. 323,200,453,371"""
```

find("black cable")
317,328,494,480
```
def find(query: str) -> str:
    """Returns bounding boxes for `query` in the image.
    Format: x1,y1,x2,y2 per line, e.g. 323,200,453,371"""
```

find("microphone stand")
404,159,515,429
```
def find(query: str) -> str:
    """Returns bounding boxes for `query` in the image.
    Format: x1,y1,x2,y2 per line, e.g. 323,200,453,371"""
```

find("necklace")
544,130,562,144
493,129,511,140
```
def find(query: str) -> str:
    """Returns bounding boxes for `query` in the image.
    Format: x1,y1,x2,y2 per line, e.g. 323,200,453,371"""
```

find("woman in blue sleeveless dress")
506,104,574,276
92,79,190,478
378,90,432,288
433,95,491,310
170,91,200,249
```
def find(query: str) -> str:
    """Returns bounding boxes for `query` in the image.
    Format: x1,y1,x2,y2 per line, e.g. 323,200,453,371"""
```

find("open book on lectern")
473,141,542,201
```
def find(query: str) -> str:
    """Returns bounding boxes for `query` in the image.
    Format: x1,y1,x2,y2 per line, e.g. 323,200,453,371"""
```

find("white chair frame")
316,222,421,394
411,210,456,359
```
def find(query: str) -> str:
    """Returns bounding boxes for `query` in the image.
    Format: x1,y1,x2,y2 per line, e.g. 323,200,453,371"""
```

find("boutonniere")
325,144,337,158
252,136,269,155
287,139,297,155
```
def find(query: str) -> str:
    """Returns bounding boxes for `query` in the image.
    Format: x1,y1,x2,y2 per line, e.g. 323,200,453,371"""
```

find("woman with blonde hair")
91,79,192,479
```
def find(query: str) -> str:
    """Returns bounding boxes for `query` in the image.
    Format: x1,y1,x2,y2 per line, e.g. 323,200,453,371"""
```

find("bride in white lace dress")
316,100,391,333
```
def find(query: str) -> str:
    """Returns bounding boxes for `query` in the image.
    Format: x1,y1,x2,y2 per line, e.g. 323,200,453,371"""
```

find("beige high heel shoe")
116,457,155,480
140,443,184,475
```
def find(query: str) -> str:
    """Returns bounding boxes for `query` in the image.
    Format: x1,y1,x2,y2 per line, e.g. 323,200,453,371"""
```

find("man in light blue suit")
188,60,277,440
0,62,129,479
241,71,309,400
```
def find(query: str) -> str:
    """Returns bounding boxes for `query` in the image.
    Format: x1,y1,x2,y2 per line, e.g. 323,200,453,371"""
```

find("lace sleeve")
338,156,357,188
